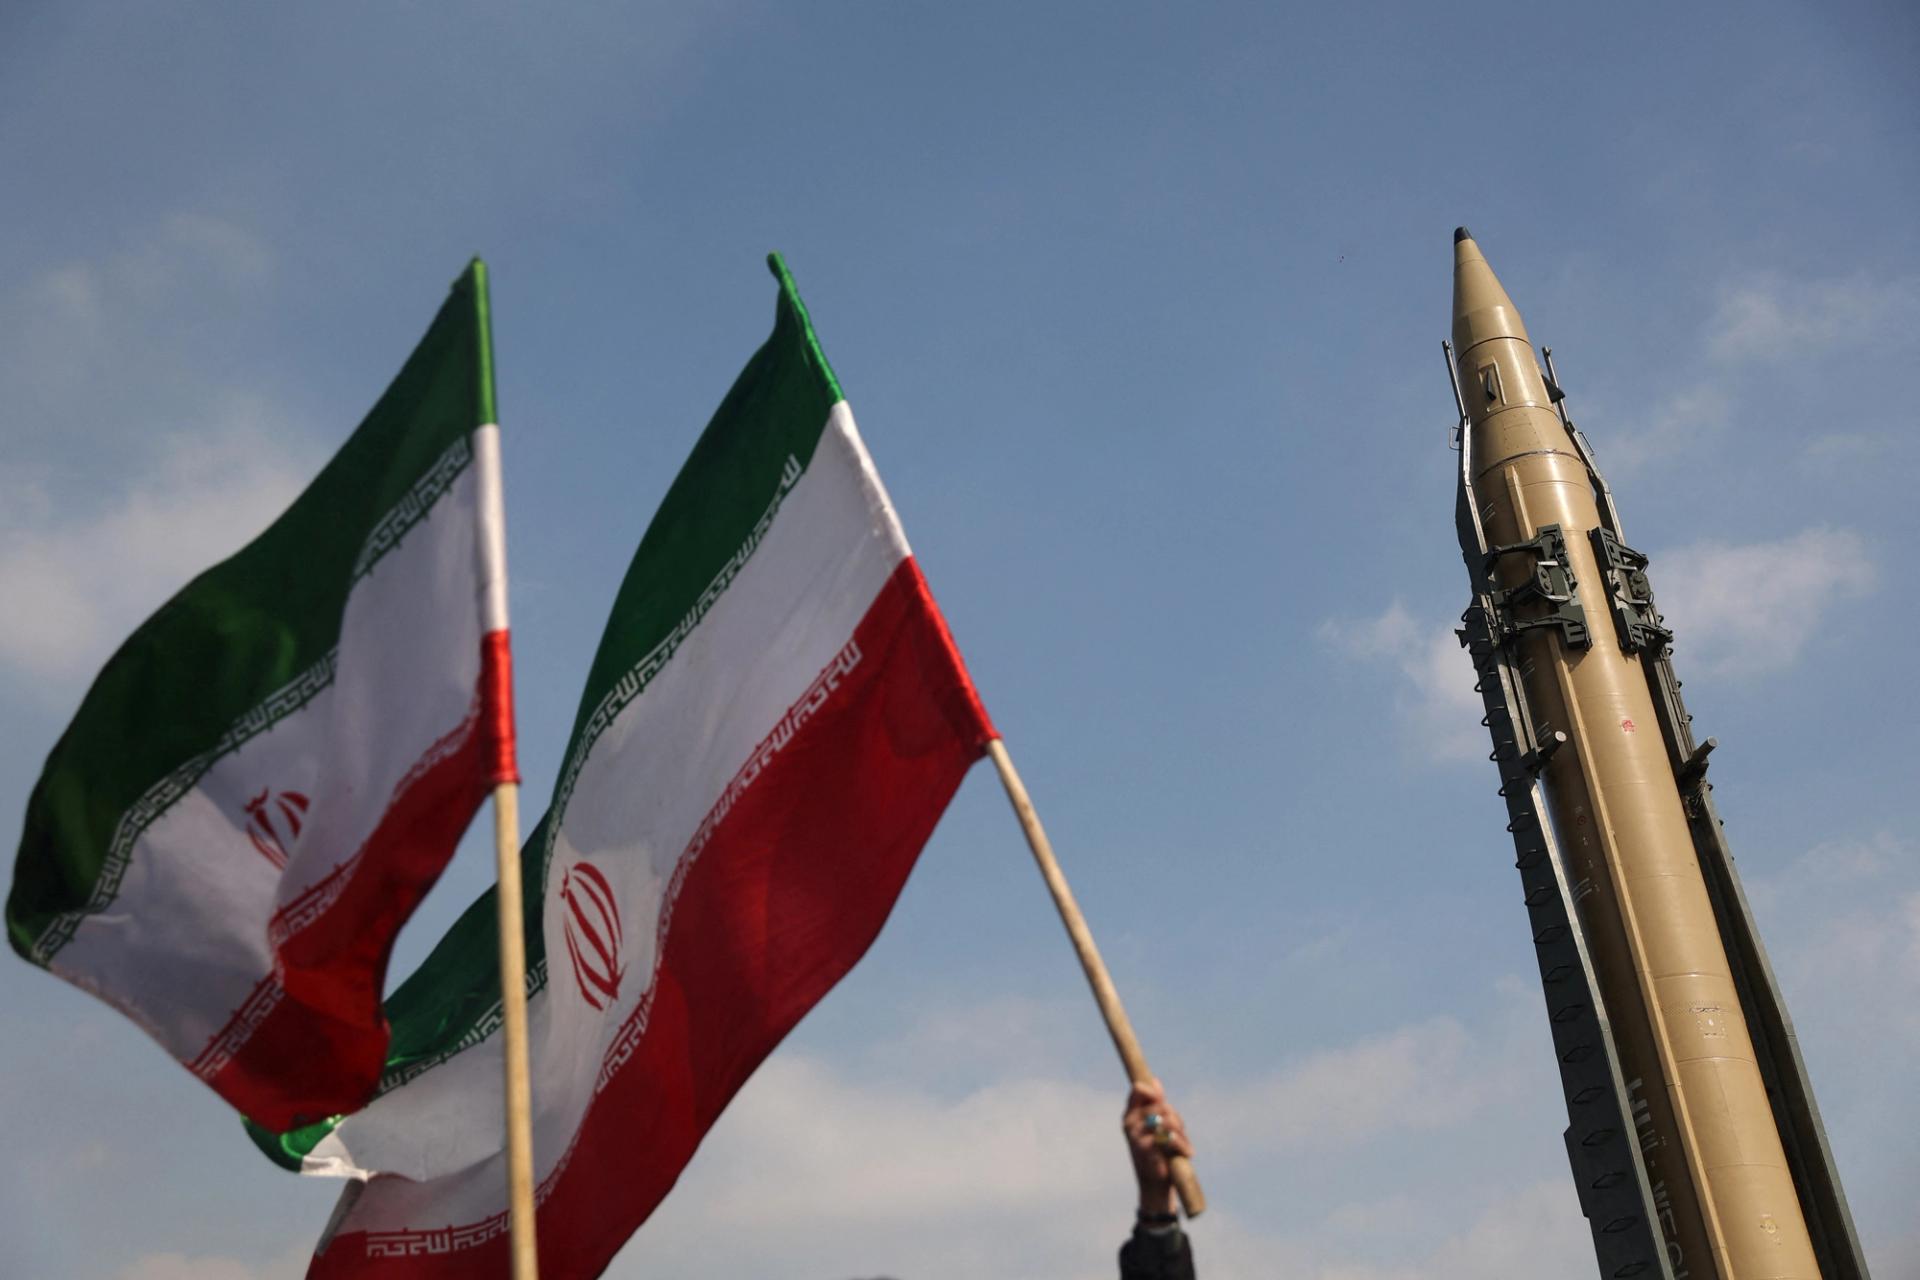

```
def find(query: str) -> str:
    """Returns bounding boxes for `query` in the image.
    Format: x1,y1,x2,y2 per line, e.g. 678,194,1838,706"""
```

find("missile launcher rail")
1445,338,1871,1280
1449,341,1676,1280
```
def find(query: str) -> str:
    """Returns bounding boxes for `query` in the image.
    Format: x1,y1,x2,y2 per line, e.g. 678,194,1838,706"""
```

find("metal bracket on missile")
1524,729,1569,776
1483,524,1593,650
1589,528,1674,655
1676,737,1716,794
1456,599,1675,1280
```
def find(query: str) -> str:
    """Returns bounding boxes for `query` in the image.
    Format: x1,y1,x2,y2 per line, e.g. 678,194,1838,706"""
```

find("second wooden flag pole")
984,737,1206,1218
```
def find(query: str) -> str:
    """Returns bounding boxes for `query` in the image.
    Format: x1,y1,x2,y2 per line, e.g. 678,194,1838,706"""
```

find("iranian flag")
7,262,517,1131
252,256,995,1277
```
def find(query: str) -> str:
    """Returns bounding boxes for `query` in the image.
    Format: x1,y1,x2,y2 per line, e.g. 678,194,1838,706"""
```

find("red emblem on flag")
562,860,625,1011
243,788,309,870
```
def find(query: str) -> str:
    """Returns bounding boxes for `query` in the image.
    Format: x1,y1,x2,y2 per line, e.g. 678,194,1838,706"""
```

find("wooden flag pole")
492,781,540,1278
984,738,1206,1217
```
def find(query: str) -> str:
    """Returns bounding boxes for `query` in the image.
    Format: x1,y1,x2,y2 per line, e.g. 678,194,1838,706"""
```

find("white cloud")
682,1058,1118,1227
115,1247,308,1280
153,213,275,289
1192,1017,1485,1156
1798,430,1891,471
1317,602,1483,763
1738,832,1920,1266
1883,1233,1920,1280
626,1068,1588,1280
862,993,1085,1083
1707,273,1920,364
621,989,1572,1280
1404,1180,1591,1278
0,400,316,688
620,1056,1128,1280
616,914,1920,1278
1650,526,1875,678
1746,832,1903,916
1760,857,1920,1033
0,211,314,698
607,841,1920,1278
2,213,276,441
1589,382,1731,473
1580,269,1920,475
1212,1180,1589,1280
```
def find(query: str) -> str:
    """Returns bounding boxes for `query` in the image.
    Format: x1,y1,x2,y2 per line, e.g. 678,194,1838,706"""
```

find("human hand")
1122,1077,1194,1218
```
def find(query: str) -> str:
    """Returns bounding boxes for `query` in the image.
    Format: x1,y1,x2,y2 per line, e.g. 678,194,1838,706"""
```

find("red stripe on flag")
212,720,488,1129
897,559,996,748
203,633,518,1130
313,557,991,1276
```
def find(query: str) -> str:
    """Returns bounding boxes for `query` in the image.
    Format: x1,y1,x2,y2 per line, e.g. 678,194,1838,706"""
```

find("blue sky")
2,3,1916,1277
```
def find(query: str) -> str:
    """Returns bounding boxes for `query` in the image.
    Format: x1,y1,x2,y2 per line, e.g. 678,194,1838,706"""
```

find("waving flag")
255,256,994,1278
8,262,517,1131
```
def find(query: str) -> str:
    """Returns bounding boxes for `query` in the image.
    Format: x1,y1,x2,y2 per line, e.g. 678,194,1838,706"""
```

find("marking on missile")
1628,1078,1666,1154
1620,717,1637,734
1629,1076,1692,1278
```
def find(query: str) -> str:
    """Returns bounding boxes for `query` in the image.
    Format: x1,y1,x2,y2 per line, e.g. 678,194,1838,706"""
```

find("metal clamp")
1589,528,1672,655
1483,524,1592,650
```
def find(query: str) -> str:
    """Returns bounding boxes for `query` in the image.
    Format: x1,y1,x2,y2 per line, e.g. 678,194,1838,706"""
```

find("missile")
1445,229,1870,1280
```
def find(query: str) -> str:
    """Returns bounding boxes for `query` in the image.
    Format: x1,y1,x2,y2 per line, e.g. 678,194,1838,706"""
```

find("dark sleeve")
1119,1225,1195,1280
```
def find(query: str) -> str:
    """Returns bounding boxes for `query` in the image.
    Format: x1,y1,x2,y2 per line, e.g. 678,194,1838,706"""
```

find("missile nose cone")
1452,229,1530,352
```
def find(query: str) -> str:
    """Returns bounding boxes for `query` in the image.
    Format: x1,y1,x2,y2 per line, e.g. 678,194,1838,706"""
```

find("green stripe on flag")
8,262,495,962
767,251,842,405
563,253,841,768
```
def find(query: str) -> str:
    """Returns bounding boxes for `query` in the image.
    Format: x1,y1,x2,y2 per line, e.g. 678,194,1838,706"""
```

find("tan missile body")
1447,231,1866,1280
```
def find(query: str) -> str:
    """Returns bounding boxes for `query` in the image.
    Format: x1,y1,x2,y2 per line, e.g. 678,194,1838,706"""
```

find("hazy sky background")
3,3,1916,1277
